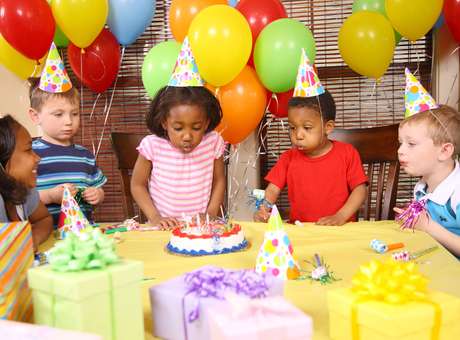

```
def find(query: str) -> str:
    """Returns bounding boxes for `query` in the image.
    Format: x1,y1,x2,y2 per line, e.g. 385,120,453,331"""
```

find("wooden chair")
111,132,147,222
330,124,400,220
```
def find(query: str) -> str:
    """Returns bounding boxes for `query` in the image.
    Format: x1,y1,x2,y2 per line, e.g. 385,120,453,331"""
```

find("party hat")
293,48,324,98
57,186,91,239
404,68,438,118
255,205,300,280
168,37,204,87
39,42,72,93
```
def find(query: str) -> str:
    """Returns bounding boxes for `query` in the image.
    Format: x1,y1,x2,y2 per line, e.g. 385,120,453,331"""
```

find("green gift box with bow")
27,230,144,340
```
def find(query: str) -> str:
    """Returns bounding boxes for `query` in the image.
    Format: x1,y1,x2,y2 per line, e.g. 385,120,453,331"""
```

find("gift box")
207,295,313,340
0,222,34,321
149,266,284,340
328,260,460,340
27,260,144,340
0,320,102,340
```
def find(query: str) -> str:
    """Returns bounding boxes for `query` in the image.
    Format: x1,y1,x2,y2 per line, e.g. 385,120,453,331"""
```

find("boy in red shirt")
254,50,367,225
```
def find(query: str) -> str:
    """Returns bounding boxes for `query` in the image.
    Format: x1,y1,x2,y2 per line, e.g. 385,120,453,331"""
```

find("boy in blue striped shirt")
28,77,106,227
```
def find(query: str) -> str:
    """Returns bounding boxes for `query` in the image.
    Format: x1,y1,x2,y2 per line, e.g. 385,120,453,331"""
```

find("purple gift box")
149,266,284,340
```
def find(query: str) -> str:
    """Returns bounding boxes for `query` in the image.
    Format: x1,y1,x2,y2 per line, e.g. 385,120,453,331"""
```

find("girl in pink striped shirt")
131,86,226,229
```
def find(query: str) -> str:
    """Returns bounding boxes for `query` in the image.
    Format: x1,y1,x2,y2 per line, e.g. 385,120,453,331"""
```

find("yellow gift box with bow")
327,260,460,340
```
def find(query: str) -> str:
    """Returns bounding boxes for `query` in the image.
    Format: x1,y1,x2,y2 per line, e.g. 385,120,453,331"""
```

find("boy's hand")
316,212,347,226
393,207,431,231
253,205,271,222
149,216,179,230
82,187,104,205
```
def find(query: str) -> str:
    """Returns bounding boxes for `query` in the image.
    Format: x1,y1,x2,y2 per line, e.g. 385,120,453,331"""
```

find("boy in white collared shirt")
397,105,460,258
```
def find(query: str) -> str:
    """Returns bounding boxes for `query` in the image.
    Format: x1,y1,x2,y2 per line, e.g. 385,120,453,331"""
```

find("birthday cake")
166,219,248,256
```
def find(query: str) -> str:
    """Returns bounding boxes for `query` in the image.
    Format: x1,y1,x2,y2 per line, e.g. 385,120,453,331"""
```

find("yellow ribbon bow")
350,259,440,340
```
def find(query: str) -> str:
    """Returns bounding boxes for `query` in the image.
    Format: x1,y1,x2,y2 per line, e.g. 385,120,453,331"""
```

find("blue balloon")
107,0,156,46
228,0,239,7
433,14,444,30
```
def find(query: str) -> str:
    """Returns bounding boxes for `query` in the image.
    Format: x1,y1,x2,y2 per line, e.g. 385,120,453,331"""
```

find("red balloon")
444,0,460,43
236,0,287,66
0,0,55,60
68,29,121,93
267,89,293,118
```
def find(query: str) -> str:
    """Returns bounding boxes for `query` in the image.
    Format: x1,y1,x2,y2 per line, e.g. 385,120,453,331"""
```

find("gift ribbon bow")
350,260,441,340
182,267,270,340
49,229,119,272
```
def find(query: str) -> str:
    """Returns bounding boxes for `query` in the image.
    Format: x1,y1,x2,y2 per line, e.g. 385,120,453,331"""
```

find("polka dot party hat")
255,205,300,280
39,42,72,93
405,67,438,118
168,37,204,87
293,48,324,98
57,185,91,239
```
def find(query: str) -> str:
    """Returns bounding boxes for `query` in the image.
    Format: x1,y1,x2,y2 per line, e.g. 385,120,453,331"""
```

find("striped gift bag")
0,222,34,321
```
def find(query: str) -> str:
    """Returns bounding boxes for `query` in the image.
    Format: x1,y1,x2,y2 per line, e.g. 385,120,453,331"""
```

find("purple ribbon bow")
396,199,427,231
181,267,270,339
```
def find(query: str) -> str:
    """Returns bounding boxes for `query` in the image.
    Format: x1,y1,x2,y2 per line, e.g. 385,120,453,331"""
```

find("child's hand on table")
149,216,179,230
316,212,347,226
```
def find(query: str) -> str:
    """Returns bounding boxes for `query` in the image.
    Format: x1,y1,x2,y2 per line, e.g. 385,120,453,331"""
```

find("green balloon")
352,0,402,45
142,40,181,98
54,25,69,48
254,18,316,93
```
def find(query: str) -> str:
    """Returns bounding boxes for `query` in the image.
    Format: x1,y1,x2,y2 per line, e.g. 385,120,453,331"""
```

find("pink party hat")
39,42,72,93
405,68,438,118
168,37,204,87
57,186,91,239
293,48,324,98
255,205,300,280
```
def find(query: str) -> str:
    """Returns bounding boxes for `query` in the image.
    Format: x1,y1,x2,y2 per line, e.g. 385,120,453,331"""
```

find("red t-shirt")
265,140,368,223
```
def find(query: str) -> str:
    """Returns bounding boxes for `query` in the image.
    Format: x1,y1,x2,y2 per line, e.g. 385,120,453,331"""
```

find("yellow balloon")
339,12,395,79
0,35,45,80
386,0,443,42
51,0,108,49
189,5,252,87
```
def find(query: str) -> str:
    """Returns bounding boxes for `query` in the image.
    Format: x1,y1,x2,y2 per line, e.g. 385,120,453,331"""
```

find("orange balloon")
169,0,227,42
210,66,267,144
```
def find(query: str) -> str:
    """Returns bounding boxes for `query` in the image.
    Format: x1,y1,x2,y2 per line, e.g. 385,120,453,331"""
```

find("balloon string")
89,93,107,156
80,49,85,142
94,46,125,159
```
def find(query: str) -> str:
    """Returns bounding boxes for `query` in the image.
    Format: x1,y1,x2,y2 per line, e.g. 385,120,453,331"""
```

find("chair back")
111,132,147,222
329,124,400,220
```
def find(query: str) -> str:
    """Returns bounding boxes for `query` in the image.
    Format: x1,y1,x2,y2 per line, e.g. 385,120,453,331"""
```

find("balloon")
169,0,227,42
189,5,252,87
236,0,287,65
351,0,401,44
51,0,108,49
0,0,55,60
210,66,267,144
228,0,239,6
339,12,394,79
107,0,156,46
54,25,69,48
254,18,316,93
142,41,181,98
385,0,443,42
0,35,45,79
444,0,460,43
67,29,121,93
267,89,294,118
433,14,444,30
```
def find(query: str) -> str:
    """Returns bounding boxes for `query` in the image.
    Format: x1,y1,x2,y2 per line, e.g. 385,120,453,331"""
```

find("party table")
40,221,460,339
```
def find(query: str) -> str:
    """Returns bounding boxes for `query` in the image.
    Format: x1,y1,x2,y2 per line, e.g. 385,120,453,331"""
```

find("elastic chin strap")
429,109,455,145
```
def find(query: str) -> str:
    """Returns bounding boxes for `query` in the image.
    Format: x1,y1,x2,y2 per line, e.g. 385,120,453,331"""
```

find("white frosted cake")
167,220,247,256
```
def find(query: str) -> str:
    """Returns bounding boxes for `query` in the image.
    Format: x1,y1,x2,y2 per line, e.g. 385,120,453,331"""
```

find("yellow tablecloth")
41,221,460,339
